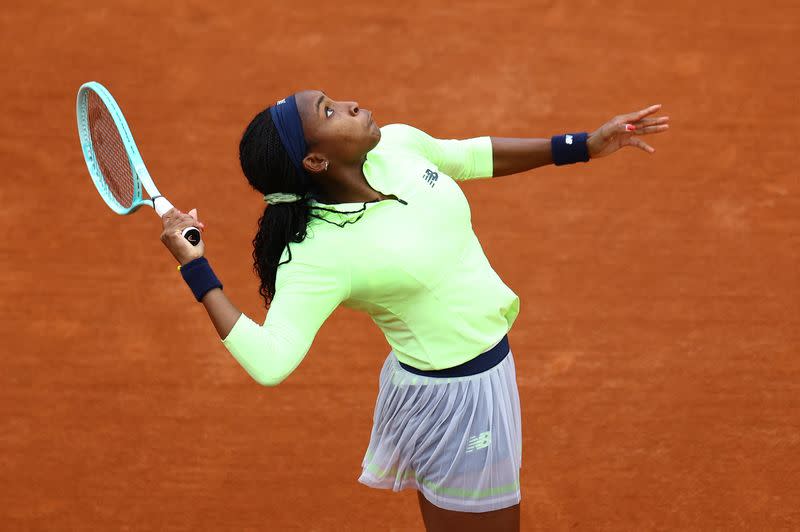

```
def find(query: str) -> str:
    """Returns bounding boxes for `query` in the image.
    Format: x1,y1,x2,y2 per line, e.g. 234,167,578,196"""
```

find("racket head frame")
76,81,161,215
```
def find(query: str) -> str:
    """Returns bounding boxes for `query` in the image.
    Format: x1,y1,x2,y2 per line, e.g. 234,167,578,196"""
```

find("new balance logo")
566,134,573,145
422,169,439,187
465,431,491,453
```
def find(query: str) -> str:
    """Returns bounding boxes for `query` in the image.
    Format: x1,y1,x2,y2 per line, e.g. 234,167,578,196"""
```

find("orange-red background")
1,1,798,530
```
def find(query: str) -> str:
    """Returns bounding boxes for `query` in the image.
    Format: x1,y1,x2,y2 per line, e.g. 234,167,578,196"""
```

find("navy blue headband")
269,94,309,179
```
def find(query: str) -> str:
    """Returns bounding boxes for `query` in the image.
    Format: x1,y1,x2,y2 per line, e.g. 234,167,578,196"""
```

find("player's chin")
368,120,381,142
366,129,381,151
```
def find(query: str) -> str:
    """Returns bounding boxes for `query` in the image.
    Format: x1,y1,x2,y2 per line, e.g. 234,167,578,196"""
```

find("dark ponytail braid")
239,109,312,307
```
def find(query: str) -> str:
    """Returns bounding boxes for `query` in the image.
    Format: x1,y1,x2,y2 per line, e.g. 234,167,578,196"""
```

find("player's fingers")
187,208,205,230
161,208,179,223
634,124,670,135
161,209,188,231
629,137,655,153
174,217,204,234
633,116,669,128
163,213,196,233
622,104,662,123
164,212,187,227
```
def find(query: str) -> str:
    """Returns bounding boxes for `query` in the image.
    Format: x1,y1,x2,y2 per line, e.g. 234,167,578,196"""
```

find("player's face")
296,90,381,167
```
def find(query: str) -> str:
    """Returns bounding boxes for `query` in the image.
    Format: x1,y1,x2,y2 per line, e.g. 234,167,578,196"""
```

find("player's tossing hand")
587,104,669,159
161,208,206,265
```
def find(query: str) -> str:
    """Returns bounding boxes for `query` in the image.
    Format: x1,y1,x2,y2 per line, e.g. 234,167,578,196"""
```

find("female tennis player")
160,91,668,531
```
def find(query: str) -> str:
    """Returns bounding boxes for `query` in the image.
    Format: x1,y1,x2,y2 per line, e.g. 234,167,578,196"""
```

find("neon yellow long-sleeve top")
221,124,520,385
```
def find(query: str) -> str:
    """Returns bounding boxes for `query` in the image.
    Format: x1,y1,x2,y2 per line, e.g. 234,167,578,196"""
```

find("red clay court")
1,1,798,530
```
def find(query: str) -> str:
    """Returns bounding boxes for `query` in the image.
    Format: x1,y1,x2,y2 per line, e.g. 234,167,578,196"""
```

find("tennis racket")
76,81,201,245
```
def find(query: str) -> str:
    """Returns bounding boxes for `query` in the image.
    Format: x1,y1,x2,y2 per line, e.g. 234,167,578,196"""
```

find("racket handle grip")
153,196,177,217
153,196,202,246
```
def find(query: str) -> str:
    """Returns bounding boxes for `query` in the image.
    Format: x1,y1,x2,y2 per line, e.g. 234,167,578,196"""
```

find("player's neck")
311,164,382,204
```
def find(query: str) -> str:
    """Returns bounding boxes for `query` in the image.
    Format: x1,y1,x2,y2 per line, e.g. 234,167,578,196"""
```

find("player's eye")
325,107,334,118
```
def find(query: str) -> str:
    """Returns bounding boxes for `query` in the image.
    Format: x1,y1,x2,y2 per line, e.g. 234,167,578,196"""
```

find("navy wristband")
179,257,223,302
551,132,590,166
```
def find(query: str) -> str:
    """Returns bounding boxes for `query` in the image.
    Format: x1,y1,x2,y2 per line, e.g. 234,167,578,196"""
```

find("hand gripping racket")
76,81,201,245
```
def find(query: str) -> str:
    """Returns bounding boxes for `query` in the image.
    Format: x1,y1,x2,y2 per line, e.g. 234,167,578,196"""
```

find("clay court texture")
1,1,798,530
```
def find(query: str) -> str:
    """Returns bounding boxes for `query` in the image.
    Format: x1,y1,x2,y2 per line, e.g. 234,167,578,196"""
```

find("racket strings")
87,91,136,208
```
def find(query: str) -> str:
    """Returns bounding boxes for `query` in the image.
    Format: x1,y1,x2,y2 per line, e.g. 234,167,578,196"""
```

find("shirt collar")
308,198,380,211
307,198,384,226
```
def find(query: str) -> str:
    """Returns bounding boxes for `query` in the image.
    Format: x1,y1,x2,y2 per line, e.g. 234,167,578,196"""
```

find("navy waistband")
398,335,510,378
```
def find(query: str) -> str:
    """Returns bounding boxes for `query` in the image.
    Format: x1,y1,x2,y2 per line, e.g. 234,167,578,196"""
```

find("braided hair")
239,108,370,308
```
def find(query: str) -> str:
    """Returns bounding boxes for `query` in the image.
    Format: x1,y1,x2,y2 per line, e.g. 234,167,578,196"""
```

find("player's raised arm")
490,104,669,177
160,207,242,340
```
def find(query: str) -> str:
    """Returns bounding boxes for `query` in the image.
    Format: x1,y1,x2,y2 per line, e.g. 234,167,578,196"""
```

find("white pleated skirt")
358,344,522,513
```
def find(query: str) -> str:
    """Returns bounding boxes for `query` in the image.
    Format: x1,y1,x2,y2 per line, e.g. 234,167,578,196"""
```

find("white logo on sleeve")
565,135,573,145
465,431,492,453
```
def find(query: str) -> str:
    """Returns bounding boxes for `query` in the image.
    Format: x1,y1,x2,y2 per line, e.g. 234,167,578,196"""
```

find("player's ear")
303,153,328,175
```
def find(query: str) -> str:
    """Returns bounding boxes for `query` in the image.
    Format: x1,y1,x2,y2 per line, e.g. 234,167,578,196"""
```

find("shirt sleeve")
383,123,494,180
220,254,349,386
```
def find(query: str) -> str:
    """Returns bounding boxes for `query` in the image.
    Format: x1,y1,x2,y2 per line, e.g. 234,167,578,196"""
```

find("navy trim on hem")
398,335,510,378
